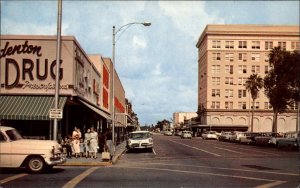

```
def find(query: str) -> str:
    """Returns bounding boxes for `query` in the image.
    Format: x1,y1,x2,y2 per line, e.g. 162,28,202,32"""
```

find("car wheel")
26,156,45,173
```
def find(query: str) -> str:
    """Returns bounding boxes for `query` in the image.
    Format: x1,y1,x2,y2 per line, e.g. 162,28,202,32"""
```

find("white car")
0,126,66,173
126,131,153,150
202,131,218,140
181,131,192,139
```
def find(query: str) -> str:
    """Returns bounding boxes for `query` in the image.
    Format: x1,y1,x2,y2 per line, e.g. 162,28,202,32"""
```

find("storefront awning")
79,99,111,120
0,96,67,120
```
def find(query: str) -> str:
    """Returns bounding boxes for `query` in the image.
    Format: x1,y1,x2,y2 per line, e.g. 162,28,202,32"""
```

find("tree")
245,74,263,132
264,47,294,133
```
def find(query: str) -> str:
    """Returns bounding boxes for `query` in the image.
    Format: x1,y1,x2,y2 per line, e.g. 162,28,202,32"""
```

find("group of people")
61,127,114,160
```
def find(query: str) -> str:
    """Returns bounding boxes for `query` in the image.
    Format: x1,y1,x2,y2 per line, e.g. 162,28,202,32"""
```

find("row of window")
211,101,272,110
211,65,272,75
212,52,269,62
212,40,299,50
212,89,251,98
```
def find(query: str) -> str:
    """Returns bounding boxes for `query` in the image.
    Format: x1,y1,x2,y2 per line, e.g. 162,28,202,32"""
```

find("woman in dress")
84,128,91,158
72,127,80,158
89,127,98,159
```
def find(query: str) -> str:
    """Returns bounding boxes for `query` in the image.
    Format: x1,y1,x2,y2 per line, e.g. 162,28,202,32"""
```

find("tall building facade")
196,25,299,133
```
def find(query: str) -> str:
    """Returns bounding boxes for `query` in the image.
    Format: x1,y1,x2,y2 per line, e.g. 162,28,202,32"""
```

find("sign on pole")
49,109,63,119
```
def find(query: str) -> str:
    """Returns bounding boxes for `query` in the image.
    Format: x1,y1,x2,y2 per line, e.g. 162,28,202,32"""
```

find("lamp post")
112,22,151,145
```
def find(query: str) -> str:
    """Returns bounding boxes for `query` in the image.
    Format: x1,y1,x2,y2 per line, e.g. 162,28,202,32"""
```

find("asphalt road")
0,134,299,188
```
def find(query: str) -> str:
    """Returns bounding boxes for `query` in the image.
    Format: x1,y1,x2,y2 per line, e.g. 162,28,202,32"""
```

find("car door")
0,131,11,167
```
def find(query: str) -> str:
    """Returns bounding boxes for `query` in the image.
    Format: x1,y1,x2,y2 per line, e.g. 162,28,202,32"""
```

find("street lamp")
112,21,151,145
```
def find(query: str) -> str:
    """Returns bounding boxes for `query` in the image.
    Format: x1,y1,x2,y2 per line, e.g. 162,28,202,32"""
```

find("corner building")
196,25,299,132
0,35,126,143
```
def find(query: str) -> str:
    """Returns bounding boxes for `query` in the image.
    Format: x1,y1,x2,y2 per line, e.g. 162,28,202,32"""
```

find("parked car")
0,126,66,173
175,131,182,136
126,131,153,150
164,131,173,136
255,132,273,147
218,132,233,142
181,131,192,139
231,131,247,143
277,131,299,150
240,132,261,145
202,131,218,140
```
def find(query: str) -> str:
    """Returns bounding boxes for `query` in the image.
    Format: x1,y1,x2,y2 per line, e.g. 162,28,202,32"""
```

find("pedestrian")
89,127,98,159
72,127,80,158
63,136,72,158
105,129,115,160
79,138,84,157
84,128,91,158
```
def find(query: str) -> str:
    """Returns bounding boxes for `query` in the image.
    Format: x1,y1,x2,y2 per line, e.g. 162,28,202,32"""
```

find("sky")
1,1,299,126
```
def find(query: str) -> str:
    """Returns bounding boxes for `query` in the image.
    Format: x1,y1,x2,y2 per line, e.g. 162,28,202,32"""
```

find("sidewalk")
59,141,127,166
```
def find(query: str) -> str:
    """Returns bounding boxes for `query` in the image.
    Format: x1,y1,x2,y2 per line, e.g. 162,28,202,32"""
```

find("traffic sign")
49,109,63,119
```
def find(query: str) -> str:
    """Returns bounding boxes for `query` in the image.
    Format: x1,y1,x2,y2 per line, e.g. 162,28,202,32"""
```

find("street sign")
49,109,63,119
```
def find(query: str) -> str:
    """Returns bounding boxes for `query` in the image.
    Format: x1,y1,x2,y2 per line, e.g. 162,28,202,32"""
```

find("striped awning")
0,96,67,120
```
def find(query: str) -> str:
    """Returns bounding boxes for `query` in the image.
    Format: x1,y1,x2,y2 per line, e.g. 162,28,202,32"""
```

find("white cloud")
132,35,147,49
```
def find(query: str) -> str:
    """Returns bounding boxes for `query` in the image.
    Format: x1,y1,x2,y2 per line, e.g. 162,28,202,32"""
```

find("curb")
59,161,112,166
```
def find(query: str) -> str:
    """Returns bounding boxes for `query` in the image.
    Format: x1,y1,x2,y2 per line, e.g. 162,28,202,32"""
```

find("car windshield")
6,129,23,141
129,132,150,139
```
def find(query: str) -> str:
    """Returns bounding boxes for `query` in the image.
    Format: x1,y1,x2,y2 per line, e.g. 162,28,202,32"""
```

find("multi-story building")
173,112,197,128
196,25,299,133
0,35,128,143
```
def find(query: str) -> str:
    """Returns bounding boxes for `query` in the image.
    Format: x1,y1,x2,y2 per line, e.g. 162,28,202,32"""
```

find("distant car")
202,131,218,140
181,131,192,139
218,132,233,142
164,131,173,136
277,131,299,150
0,126,66,173
231,131,247,143
126,131,153,150
175,131,182,136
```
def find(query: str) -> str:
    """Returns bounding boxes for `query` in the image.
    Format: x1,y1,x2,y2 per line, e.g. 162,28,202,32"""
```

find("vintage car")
0,126,66,173
277,131,299,150
202,131,218,140
181,131,192,139
126,131,153,150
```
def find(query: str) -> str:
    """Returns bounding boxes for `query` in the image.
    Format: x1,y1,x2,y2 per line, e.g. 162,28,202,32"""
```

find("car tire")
26,156,45,173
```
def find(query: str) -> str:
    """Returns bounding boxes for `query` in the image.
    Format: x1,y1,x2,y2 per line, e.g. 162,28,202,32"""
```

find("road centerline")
0,173,28,185
62,167,99,188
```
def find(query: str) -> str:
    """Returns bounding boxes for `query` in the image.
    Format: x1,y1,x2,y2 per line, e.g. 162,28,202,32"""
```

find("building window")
225,53,234,62
291,41,300,50
265,41,273,50
212,89,220,97
212,65,220,74
225,101,233,109
278,42,286,50
252,41,260,49
238,89,247,98
238,65,247,74
251,53,260,62
212,40,221,48
225,89,233,98
264,53,269,62
238,53,247,62
265,65,272,74
225,41,234,49
212,52,221,61
225,65,234,74
225,77,234,85
211,101,220,109
238,102,247,109
212,77,220,85
238,41,247,49
238,77,247,86
252,65,260,73
264,102,272,109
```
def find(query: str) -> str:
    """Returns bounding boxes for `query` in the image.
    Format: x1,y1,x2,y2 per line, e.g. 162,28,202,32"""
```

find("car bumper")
46,156,67,165
127,143,153,149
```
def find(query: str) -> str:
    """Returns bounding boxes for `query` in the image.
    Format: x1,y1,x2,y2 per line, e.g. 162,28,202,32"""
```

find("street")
0,134,299,188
